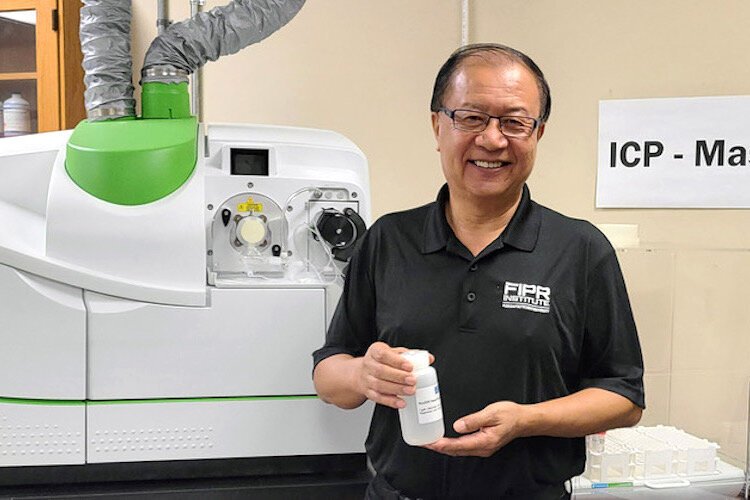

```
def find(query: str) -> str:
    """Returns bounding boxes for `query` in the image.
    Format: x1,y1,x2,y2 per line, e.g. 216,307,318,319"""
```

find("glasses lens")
500,117,535,137
452,110,489,132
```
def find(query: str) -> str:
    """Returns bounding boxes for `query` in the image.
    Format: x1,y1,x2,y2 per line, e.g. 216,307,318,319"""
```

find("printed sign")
597,96,750,208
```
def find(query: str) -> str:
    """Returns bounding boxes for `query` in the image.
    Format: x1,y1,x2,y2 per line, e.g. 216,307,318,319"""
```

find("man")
313,43,644,499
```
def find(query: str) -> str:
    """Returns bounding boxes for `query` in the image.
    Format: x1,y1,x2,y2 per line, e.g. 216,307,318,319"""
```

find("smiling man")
313,44,645,499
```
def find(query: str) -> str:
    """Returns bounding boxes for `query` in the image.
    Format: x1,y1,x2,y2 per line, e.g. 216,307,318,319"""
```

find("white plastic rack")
584,425,720,483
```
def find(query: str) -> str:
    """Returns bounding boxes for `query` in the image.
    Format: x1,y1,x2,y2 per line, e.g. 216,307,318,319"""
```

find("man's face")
431,59,545,204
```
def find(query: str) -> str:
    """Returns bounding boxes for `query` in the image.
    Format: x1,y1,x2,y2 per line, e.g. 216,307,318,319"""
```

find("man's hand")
424,401,526,457
356,342,418,409
423,389,642,457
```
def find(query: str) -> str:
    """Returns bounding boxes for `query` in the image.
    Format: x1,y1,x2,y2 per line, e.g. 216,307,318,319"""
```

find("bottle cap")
400,349,430,370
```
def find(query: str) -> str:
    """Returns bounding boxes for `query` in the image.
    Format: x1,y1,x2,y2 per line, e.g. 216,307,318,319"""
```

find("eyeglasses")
439,108,540,138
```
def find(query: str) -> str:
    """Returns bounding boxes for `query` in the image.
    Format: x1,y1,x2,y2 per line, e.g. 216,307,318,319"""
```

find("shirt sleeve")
312,226,379,370
578,228,646,408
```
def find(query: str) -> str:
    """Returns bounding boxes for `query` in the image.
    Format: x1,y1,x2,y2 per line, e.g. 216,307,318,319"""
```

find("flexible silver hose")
141,0,306,85
79,0,135,121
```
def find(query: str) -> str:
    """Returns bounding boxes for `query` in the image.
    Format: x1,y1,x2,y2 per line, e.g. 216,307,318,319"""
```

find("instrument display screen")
231,148,269,175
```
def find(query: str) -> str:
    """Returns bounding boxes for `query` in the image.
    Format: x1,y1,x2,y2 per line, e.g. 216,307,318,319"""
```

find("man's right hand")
356,342,417,409
313,343,432,410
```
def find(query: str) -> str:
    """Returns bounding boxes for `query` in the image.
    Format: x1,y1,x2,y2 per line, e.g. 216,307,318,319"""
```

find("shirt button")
469,264,478,271
466,292,476,302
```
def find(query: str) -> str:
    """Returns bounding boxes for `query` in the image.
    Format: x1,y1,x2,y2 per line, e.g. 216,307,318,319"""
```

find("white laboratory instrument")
0,123,373,481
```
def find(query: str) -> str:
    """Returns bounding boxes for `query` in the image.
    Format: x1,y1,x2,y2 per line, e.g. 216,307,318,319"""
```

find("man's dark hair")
430,43,552,123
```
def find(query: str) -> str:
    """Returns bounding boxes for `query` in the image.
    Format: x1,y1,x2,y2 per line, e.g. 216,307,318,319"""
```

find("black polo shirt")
313,184,645,499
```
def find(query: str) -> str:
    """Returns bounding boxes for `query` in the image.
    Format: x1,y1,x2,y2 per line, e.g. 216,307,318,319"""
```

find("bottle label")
415,383,442,424
3,109,31,134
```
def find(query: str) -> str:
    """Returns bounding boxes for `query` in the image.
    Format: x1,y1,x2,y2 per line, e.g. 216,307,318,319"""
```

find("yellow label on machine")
237,197,263,213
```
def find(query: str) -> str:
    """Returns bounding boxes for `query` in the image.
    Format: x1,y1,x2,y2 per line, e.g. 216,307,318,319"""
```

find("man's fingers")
365,389,405,410
361,342,423,407
372,345,413,371
423,434,492,457
453,409,490,434
366,358,416,386
368,376,415,397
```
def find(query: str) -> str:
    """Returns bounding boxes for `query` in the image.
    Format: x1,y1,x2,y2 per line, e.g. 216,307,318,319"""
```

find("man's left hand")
423,401,526,457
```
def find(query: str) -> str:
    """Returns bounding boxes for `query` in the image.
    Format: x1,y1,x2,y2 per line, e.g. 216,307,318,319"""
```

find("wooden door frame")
35,0,61,132
58,0,84,129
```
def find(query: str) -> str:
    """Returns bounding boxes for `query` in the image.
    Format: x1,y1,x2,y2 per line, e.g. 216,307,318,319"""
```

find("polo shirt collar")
421,183,540,254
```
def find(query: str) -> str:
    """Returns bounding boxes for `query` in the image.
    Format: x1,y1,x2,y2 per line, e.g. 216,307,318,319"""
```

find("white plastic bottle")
398,349,445,446
3,93,31,137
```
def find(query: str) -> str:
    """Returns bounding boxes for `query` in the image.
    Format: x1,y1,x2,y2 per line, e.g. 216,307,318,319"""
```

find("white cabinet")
86,287,327,399
0,264,85,400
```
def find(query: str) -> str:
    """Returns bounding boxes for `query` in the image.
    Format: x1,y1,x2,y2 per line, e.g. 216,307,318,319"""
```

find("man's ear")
536,122,545,141
431,112,441,151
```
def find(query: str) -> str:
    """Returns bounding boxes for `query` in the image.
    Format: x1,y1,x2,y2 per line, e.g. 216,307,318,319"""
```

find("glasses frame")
439,107,540,138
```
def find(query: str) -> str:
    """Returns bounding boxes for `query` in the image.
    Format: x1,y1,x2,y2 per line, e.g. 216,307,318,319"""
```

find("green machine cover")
66,82,197,206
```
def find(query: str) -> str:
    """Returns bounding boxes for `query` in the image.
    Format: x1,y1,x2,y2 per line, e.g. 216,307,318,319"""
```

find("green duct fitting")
66,116,197,206
141,81,191,119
